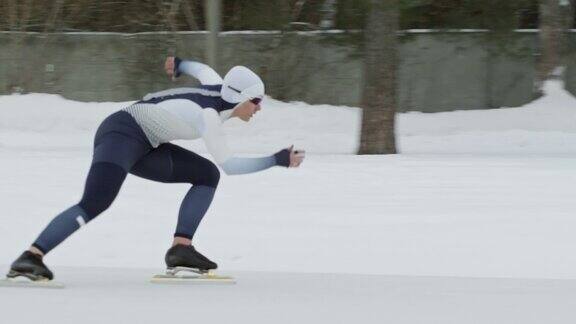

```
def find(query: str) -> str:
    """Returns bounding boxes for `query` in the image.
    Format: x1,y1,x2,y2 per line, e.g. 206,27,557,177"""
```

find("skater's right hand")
165,56,176,79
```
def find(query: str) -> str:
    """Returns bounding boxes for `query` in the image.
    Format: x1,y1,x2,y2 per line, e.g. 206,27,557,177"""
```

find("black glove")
274,149,291,167
173,56,183,77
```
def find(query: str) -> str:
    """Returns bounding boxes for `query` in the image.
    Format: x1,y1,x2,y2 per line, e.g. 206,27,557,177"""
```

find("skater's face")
232,99,261,122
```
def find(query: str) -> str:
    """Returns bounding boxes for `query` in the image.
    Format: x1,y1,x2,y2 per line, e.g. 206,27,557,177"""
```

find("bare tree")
292,0,308,21
358,0,398,154
6,0,18,30
319,0,337,29
181,0,200,30
537,0,572,90
4,0,34,31
160,0,183,31
44,0,65,32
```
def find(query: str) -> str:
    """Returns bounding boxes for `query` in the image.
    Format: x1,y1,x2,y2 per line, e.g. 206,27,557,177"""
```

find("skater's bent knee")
194,163,220,188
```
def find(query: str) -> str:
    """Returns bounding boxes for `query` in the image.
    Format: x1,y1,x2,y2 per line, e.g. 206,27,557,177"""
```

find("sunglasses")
250,97,262,105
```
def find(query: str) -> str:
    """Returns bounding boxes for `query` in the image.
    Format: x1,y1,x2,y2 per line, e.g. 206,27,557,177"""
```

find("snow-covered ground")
1,80,576,323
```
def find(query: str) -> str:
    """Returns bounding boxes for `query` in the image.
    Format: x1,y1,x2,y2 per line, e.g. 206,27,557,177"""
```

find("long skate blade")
151,273,235,285
166,266,212,276
0,276,64,289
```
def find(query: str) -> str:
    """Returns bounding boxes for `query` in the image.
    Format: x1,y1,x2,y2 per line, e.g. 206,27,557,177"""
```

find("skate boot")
7,251,54,281
165,245,217,271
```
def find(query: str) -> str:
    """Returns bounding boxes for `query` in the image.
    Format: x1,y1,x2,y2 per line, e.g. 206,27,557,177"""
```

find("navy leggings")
33,111,219,254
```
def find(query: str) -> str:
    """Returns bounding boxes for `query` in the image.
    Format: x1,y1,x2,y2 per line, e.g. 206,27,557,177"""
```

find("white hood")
221,66,265,104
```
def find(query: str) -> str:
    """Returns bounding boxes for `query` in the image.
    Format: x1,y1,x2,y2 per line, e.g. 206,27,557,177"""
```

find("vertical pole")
205,0,221,70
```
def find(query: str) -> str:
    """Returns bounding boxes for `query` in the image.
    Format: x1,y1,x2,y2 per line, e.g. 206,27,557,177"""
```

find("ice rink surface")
2,267,576,324
2,80,576,323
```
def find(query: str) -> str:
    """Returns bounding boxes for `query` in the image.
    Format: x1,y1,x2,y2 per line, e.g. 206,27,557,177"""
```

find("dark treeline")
0,0,570,32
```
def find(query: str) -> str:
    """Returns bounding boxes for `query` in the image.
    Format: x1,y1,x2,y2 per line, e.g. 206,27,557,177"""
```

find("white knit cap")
221,66,265,104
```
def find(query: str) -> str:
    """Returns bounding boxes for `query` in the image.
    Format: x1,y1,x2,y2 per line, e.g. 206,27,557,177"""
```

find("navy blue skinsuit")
30,57,292,256
32,111,220,254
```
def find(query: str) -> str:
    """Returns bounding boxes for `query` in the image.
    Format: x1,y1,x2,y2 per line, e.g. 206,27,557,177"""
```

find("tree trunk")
537,0,563,88
319,0,337,29
181,0,199,30
205,0,221,69
7,0,17,31
44,0,65,32
358,0,398,155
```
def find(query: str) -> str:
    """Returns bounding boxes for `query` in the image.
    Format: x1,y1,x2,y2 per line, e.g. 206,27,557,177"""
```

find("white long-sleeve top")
123,60,286,175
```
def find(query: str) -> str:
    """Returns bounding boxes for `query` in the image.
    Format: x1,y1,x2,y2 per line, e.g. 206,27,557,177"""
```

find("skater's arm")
220,147,304,174
166,56,223,85
202,109,294,175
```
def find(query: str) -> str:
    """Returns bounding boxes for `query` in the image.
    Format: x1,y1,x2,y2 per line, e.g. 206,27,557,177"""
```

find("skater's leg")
32,162,127,254
173,185,217,240
130,143,220,241
9,111,151,280
31,112,152,255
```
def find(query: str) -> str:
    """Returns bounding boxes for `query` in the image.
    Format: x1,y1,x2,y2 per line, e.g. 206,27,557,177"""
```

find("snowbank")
1,80,575,155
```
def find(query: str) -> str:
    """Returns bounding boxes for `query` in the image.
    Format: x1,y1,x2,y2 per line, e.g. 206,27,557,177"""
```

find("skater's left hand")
274,145,305,168
289,145,306,168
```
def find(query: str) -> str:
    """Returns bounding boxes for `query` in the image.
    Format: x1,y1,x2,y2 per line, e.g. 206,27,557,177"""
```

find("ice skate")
151,245,234,284
165,244,218,271
1,251,64,289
